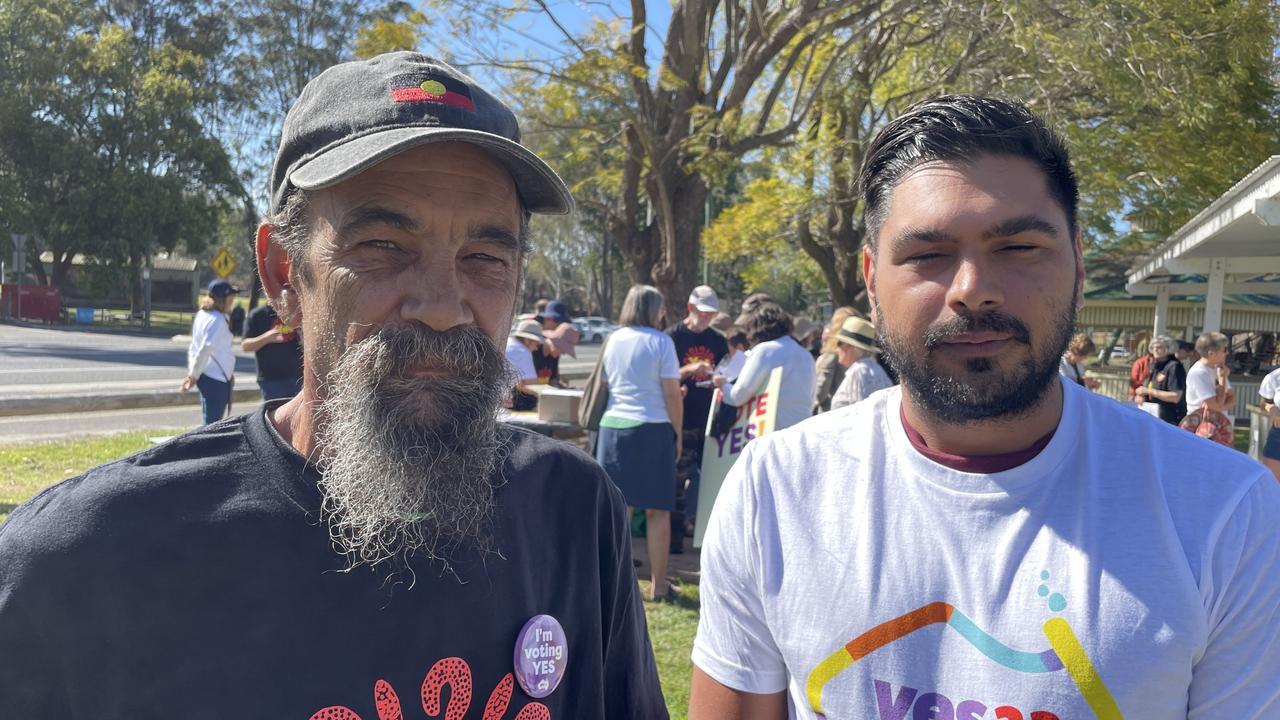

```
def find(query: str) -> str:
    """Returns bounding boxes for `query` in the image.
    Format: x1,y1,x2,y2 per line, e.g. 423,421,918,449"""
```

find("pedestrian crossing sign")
211,247,237,278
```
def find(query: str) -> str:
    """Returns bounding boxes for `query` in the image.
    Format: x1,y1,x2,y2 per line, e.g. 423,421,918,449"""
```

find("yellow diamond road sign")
210,247,237,278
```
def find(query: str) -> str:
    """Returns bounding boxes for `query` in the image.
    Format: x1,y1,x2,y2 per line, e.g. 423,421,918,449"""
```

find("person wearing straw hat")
506,318,545,410
0,52,665,718
829,315,893,410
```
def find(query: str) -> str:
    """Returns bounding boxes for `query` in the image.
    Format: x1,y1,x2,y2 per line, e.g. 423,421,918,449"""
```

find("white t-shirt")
722,335,817,430
694,378,1280,719
830,356,893,410
1186,361,1230,415
504,336,536,382
716,350,747,382
1058,356,1088,386
187,309,235,382
1259,368,1280,404
601,326,680,424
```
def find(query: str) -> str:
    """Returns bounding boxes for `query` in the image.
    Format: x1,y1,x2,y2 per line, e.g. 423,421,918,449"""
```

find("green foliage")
0,0,244,300
702,178,826,298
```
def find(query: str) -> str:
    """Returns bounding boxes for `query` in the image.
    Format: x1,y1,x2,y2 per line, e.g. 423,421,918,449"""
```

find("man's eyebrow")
983,214,1060,240
469,223,523,253
888,227,956,254
337,206,421,237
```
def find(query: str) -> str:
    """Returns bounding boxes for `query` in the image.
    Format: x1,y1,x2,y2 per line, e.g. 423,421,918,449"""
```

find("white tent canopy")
1126,155,1280,335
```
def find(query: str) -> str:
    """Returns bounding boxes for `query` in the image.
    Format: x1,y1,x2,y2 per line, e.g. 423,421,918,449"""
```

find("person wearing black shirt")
242,302,304,401
0,52,666,719
1135,335,1187,425
665,285,728,552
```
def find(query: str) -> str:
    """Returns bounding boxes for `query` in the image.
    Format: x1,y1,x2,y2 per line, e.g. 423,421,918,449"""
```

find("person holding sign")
595,284,684,601
712,300,816,431
828,315,892,411
691,96,1280,719
667,285,729,553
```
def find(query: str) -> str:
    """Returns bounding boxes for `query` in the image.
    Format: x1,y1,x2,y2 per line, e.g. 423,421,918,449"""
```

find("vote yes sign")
692,366,782,549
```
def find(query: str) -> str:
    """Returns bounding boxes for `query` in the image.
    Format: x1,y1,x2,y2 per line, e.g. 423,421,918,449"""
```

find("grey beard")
314,324,516,571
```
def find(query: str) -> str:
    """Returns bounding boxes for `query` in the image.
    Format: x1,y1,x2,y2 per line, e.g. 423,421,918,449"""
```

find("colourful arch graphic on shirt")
804,602,1122,719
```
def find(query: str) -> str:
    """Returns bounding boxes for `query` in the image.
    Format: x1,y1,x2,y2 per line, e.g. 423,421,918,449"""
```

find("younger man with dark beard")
690,96,1280,719
0,53,666,718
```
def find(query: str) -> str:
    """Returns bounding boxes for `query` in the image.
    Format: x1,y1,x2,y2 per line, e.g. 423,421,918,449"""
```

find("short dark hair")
858,95,1079,248
737,302,793,346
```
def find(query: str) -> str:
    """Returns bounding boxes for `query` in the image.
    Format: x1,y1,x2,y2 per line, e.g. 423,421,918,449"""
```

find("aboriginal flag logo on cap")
390,74,475,112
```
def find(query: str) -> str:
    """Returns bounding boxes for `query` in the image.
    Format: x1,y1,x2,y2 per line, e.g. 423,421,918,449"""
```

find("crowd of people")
3,54,1277,719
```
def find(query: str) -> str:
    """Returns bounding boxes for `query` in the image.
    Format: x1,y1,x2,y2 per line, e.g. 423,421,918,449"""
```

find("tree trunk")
650,174,708,321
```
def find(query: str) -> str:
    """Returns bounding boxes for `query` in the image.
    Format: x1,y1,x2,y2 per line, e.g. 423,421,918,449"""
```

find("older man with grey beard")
0,52,667,719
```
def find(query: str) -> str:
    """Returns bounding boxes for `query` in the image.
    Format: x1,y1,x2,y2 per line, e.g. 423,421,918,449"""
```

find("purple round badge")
513,614,567,699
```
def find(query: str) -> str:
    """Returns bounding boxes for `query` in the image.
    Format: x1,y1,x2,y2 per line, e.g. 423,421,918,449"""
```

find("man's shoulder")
497,425,621,504
0,418,259,562
1075,383,1266,489
749,387,892,463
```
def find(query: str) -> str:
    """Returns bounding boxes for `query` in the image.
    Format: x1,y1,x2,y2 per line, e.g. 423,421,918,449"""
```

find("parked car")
573,316,617,343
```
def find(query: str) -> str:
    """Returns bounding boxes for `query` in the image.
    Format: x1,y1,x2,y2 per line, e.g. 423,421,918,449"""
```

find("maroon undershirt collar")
899,404,1056,474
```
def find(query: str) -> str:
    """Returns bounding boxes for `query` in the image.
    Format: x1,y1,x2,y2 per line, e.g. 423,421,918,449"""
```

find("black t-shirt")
1147,354,1188,424
0,409,666,718
532,344,559,386
245,304,303,381
666,322,728,433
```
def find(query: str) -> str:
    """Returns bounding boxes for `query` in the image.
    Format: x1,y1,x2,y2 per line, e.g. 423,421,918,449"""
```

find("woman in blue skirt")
596,284,682,600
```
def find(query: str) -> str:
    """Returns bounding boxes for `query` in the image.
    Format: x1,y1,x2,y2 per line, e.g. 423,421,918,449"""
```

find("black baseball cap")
208,279,241,298
269,52,573,216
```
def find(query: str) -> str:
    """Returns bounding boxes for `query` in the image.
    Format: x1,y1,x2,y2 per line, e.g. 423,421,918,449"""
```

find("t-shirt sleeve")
1165,362,1186,394
1186,365,1217,410
245,308,264,338
1187,473,1280,716
692,442,788,694
830,368,857,411
1259,370,1280,402
658,335,680,380
505,344,536,381
723,347,768,407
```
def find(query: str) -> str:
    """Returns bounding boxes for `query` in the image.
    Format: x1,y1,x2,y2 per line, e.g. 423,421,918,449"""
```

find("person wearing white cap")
665,285,729,551
505,319,544,410
829,316,893,410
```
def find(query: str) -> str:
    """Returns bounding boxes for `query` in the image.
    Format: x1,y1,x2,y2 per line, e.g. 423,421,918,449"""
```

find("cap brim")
289,126,574,215
692,302,719,312
512,332,543,342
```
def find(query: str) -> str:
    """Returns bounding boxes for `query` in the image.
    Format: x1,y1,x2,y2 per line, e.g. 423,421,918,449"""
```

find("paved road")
0,323,600,391
0,321,602,441
0,323,257,390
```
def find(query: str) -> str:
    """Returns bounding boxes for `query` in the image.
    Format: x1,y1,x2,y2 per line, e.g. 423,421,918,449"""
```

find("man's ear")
256,223,301,326
862,244,878,325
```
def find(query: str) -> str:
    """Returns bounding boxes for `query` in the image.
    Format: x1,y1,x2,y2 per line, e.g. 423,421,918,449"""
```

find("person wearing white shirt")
712,301,817,431
690,95,1280,720
1258,366,1280,480
504,319,542,411
181,279,240,425
829,315,893,410
595,284,683,601
1183,331,1236,447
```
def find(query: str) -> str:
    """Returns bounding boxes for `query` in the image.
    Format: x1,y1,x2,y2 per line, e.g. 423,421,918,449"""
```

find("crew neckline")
884,376,1078,495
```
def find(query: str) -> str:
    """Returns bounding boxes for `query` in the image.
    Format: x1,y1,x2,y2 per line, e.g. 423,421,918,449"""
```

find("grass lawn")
0,431,701,717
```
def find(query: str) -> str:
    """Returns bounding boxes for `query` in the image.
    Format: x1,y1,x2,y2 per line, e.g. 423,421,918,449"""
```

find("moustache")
350,324,506,382
922,312,1032,351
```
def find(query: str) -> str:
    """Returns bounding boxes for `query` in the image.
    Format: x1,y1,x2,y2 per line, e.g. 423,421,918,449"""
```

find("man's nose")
400,263,472,331
945,254,1004,313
